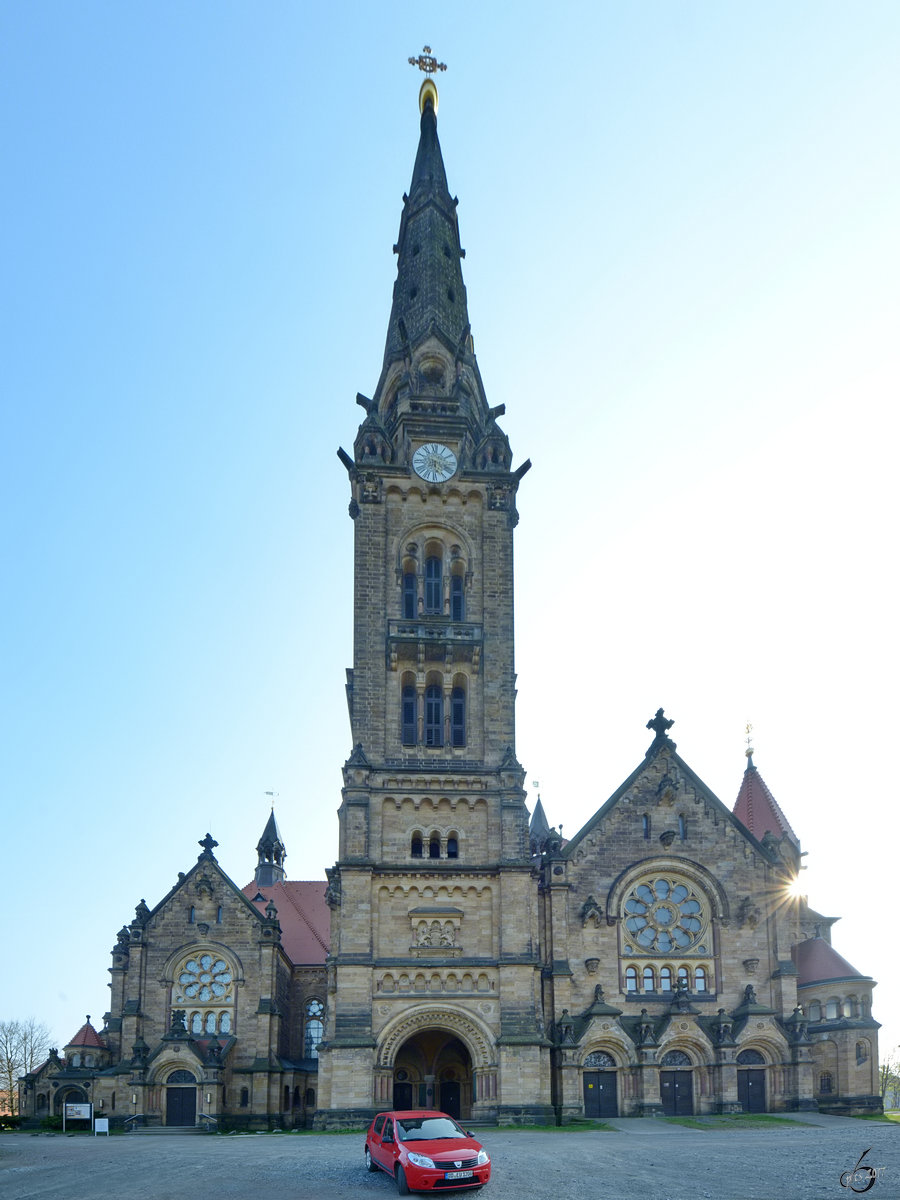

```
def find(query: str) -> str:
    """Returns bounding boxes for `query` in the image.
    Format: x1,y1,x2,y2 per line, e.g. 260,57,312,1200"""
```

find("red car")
364,1109,491,1194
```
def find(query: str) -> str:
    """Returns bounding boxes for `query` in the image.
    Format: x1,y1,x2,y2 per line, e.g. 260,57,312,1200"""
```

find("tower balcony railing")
387,618,483,669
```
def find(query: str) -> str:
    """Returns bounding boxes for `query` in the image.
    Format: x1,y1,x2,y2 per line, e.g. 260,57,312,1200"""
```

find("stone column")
713,1048,741,1113
637,1050,663,1116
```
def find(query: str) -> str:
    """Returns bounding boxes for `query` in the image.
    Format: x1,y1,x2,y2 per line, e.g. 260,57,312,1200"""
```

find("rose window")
623,878,706,952
175,954,233,1003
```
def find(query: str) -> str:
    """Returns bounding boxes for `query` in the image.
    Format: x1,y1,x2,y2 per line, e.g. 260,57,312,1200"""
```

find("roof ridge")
279,882,329,954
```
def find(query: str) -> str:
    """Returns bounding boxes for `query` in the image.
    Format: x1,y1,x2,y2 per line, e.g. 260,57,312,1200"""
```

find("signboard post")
63,1103,92,1133
94,1117,109,1136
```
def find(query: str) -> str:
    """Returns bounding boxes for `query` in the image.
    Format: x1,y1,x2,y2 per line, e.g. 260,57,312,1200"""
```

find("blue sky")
2,2,898,1064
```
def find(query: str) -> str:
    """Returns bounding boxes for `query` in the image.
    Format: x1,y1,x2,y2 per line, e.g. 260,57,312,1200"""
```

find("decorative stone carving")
359,473,383,504
637,1010,656,1046
712,1009,734,1044
580,895,603,927
737,897,761,929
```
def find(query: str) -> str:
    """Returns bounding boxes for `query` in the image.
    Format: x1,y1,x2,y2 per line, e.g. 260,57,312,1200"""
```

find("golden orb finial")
408,45,447,114
419,77,439,114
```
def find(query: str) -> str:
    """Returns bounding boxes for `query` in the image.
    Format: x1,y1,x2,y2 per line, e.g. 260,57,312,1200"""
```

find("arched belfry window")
450,573,464,621
402,684,417,745
450,685,466,747
424,556,442,614
403,571,417,619
411,833,423,858
425,685,443,746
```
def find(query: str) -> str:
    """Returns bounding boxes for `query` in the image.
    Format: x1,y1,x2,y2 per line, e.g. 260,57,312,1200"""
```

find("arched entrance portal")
737,1048,767,1112
54,1086,88,1115
165,1069,197,1127
582,1051,619,1117
660,1050,694,1116
392,1032,472,1120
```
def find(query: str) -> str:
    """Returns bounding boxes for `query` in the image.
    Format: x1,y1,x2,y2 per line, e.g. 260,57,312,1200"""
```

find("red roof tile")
792,937,870,986
733,761,799,847
65,1019,105,1049
242,880,329,965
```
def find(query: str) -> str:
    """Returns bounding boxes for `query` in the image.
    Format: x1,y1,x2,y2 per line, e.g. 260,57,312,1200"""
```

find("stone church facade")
19,78,880,1129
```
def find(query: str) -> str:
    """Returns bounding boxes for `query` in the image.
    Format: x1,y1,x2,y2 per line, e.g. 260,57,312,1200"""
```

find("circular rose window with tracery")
622,878,707,953
173,954,234,1004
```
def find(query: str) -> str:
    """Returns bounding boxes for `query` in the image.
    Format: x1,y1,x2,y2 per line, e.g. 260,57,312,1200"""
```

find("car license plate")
445,1171,473,1180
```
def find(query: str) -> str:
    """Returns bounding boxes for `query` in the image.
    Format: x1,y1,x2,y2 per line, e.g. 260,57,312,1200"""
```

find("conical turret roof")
65,1016,104,1050
733,757,799,848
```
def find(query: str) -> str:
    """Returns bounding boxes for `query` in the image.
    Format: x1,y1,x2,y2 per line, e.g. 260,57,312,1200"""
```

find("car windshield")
396,1116,467,1142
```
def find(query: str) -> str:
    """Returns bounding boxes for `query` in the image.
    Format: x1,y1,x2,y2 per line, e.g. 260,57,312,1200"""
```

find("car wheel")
395,1164,410,1195
365,1146,377,1172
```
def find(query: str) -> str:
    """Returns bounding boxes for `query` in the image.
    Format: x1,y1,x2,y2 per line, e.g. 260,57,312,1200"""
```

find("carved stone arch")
736,1047,768,1065
582,1046,623,1069
658,1025,715,1062
658,1046,697,1068
391,519,476,578
376,1004,495,1070
734,1029,789,1059
582,1026,635,1066
147,1050,204,1086
606,856,731,924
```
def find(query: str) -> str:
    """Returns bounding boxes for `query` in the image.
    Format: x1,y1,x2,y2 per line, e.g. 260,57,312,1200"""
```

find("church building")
19,72,880,1129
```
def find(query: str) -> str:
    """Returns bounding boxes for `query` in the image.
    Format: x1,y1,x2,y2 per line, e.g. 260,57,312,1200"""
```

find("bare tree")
0,1018,52,1115
880,1046,900,1110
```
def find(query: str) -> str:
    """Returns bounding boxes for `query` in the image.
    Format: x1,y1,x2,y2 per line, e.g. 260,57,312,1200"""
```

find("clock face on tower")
412,442,458,482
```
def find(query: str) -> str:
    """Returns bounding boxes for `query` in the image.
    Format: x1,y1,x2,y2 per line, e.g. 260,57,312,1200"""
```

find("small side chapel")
19,70,880,1128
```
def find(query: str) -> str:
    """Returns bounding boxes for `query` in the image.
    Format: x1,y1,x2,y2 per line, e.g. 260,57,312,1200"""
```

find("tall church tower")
318,71,548,1125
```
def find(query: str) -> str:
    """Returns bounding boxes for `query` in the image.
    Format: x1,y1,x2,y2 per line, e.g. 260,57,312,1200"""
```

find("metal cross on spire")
408,45,447,75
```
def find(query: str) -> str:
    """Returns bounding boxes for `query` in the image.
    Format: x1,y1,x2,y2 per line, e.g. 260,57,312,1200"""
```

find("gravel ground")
1,1114,898,1200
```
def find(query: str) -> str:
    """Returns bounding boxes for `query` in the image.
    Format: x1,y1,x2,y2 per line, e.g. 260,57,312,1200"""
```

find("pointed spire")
382,88,471,370
255,809,286,886
733,756,799,848
529,796,551,856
